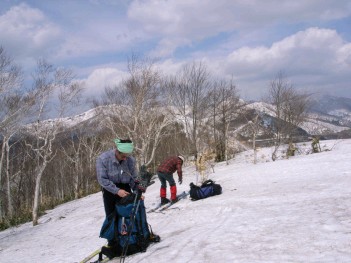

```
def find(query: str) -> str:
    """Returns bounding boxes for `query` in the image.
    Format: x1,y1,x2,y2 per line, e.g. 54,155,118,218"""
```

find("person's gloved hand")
136,177,149,192
137,184,147,193
139,165,153,185
178,177,183,185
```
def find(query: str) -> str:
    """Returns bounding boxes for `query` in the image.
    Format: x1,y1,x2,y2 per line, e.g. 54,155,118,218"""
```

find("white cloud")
1,1,350,100
0,3,61,59
0,2,138,62
55,21,137,60
149,37,191,57
336,44,351,69
127,0,351,57
149,27,350,99
82,67,128,96
157,58,184,76
84,27,351,100
215,27,349,79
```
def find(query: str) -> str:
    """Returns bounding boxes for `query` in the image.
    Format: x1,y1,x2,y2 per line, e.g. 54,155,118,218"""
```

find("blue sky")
1,0,351,102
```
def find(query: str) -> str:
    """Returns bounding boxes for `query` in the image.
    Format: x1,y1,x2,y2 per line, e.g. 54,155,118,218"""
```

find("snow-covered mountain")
246,94,351,138
310,94,351,115
23,106,109,135
0,139,350,262
22,95,351,141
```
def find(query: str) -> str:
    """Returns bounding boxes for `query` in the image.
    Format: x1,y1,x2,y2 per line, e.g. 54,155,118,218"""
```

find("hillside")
0,139,350,262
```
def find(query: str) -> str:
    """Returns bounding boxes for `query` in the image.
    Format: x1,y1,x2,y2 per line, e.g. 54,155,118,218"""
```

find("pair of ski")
147,191,189,213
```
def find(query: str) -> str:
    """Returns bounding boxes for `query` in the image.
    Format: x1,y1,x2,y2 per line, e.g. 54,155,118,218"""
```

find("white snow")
301,116,349,135
328,109,351,120
247,102,276,117
0,139,350,263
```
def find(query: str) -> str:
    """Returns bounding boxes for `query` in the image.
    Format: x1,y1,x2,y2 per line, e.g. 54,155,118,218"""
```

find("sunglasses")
119,139,132,143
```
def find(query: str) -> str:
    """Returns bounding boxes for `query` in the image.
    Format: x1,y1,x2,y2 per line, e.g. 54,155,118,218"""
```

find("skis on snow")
146,202,163,213
147,191,189,213
158,191,189,212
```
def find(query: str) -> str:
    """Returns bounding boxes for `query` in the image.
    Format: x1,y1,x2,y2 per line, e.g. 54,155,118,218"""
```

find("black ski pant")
102,183,131,246
102,183,132,217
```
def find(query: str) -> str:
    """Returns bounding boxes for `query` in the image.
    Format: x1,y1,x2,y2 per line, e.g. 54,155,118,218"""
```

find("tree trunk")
0,137,6,218
74,172,79,199
225,122,229,165
253,132,257,164
5,140,13,217
32,164,47,226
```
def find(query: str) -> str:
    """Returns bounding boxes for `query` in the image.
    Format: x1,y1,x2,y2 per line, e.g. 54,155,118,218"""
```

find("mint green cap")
114,139,134,153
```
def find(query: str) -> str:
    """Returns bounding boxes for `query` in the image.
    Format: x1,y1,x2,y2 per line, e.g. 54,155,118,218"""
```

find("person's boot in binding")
160,187,170,205
170,185,178,203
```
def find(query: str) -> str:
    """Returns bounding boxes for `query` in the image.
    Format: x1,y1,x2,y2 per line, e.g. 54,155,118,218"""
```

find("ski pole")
120,190,142,263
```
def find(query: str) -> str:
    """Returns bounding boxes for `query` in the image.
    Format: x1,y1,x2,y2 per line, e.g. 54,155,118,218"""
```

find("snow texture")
0,139,350,263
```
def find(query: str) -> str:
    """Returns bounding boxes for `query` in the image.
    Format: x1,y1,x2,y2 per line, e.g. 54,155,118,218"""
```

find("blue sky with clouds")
1,0,350,102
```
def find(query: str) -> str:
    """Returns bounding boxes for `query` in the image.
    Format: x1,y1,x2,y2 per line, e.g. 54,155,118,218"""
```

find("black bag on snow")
189,179,222,201
99,193,160,257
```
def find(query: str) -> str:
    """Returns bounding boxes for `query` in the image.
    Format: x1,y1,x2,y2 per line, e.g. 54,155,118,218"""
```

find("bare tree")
206,81,220,159
97,54,174,167
0,47,36,219
80,134,104,192
166,61,211,160
60,134,83,199
267,72,310,161
59,125,103,199
26,59,84,225
245,113,261,164
207,78,241,164
162,75,190,155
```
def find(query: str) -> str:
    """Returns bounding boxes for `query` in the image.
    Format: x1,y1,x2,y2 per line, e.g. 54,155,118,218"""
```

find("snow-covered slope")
0,139,350,263
301,115,350,135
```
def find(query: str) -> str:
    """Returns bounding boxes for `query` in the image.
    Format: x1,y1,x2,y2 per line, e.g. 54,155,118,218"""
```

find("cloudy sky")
1,0,350,102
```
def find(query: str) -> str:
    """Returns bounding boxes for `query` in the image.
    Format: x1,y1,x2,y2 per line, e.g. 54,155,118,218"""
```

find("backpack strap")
201,179,214,187
135,206,148,252
121,217,127,235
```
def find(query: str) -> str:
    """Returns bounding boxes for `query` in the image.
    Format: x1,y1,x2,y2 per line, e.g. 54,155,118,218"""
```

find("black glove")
139,165,153,186
136,177,151,193
137,184,146,193
178,177,183,185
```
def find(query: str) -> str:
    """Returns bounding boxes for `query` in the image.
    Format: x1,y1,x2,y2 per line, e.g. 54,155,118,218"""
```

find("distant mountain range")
245,94,351,141
308,94,351,129
22,95,351,143
310,94,351,115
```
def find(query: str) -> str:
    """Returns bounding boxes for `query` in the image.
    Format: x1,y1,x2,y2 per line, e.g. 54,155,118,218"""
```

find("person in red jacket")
157,155,184,204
